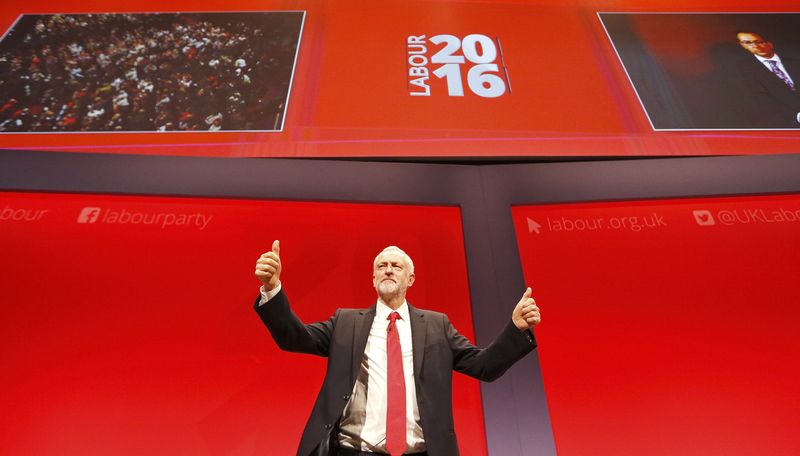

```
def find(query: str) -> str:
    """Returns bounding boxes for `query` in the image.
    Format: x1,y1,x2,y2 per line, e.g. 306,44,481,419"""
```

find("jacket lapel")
750,58,797,103
408,303,427,381
351,305,376,383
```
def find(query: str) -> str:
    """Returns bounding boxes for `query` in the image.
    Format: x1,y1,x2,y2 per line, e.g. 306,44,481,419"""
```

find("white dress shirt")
259,284,425,453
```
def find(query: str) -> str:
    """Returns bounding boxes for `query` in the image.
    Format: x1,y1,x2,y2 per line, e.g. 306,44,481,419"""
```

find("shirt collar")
755,53,782,65
375,299,410,322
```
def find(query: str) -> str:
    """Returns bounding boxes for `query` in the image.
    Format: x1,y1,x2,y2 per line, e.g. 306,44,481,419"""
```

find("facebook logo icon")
77,207,101,223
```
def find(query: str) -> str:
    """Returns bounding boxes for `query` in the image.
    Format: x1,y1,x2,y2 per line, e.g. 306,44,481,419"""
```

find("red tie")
386,311,406,456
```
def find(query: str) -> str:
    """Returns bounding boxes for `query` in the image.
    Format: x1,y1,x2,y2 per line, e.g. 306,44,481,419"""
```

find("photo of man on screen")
599,12,800,130
730,32,800,128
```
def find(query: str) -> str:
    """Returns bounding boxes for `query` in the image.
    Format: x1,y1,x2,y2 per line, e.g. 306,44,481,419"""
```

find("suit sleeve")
446,315,536,382
253,288,335,357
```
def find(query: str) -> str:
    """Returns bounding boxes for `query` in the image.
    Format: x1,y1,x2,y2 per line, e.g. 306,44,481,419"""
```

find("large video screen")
0,12,304,133
513,194,800,455
1,1,798,157
0,191,487,455
600,13,800,130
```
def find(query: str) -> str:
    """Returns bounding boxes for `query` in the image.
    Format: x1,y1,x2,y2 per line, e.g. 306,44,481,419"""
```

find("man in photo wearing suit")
254,240,541,456
731,31,800,128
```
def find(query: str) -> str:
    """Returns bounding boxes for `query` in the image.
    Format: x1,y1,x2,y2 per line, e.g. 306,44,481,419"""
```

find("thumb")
272,239,280,255
523,287,532,298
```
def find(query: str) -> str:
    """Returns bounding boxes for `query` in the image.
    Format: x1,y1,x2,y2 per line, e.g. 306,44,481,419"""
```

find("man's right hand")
255,240,281,291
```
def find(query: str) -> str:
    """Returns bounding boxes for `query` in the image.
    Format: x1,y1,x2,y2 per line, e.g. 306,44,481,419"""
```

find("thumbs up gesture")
512,287,541,331
255,240,282,291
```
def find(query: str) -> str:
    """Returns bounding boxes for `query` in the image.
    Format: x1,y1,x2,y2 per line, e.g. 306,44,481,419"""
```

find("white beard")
377,279,405,301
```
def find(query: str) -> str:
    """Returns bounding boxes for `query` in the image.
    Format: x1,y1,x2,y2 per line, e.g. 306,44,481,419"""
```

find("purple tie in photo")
767,60,795,91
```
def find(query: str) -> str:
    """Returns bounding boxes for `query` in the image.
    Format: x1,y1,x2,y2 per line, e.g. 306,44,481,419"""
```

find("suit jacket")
730,54,800,128
255,289,537,456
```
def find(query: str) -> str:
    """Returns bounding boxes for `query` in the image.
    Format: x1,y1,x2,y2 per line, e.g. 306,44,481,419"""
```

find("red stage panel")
513,195,800,455
0,192,486,455
0,1,798,157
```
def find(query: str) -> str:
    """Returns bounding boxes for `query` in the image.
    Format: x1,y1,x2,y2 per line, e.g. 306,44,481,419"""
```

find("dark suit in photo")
725,54,800,128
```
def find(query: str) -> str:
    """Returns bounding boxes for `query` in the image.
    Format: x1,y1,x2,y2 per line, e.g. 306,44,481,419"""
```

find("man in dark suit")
730,32,800,128
254,240,540,456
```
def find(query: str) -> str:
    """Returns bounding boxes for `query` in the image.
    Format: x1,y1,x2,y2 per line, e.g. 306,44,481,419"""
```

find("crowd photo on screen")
0,12,303,132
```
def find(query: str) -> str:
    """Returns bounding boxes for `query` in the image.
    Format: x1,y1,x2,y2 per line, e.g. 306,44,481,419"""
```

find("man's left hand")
512,287,541,331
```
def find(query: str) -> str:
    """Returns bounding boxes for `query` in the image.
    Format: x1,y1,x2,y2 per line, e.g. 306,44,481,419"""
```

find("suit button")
324,423,332,430
343,394,351,401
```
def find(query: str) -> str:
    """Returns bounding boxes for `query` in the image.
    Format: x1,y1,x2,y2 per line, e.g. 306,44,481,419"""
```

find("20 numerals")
430,34,507,98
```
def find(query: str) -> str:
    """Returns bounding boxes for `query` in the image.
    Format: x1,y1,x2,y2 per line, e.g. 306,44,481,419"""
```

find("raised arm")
450,287,541,381
253,240,334,357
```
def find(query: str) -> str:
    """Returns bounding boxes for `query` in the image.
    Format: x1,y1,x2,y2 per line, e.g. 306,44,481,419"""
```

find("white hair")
374,246,414,274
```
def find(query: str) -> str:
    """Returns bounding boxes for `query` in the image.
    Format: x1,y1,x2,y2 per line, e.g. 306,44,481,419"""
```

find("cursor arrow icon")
527,217,541,234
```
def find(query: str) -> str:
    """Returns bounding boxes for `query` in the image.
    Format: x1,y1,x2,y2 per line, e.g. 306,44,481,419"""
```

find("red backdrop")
514,194,800,455
0,191,487,455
